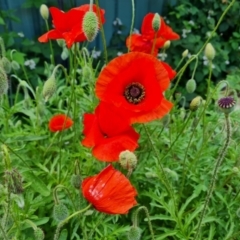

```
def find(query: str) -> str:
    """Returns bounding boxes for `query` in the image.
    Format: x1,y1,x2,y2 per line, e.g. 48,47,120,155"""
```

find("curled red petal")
48,114,73,132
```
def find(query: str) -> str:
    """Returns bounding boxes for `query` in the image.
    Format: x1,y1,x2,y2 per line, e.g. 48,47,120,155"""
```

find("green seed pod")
1,57,11,74
0,67,8,96
152,13,161,32
190,96,202,111
127,226,141,240
40,4,49,21
53,203,69,222
218,96,236,114
119,150,137,170
204,43,215,61
186,79,197,93
42,74,57,102
34,228,45,240
11,60,20,70
70,174,81,189
82,11,99,42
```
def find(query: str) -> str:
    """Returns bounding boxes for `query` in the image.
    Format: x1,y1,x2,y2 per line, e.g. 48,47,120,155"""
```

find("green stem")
53,204,91,240
127,0,135,53
95,0,108,63
151,33,157,56
0,223,8,240
45,20,55,65
193,114,231,240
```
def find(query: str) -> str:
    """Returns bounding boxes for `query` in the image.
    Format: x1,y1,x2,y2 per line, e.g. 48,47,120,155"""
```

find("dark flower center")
218,96,236,109
124,82,145,104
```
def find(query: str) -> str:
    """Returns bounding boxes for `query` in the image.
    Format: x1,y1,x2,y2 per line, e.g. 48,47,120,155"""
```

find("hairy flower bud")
119,150,137,170
218,96,236,114
1,57,11,74
42,74,57,102
204,43,215,61
182,49,189,58
82,11,99,42
4,169,23,194
0,66,8,96
186,79,196,93
71,174,81,189
190,96,202,111
152,13,161,32
34,228,45,240
40,4,49,21
11,60,20,70
127,226,141,240
53,203,69,221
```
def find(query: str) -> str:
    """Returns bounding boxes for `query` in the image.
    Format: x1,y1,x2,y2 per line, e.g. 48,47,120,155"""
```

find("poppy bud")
127,226,141,240
34,228,45,240
152,13,161,32
1,57,11,74
217,96,236,114
119,150,137,170
190,96,202,111
232,167,239,174
40,4,49,21
204,43,215,61
53,203,69,221
82,65,93,82
186,79,196,93
61,47,69,60
82,11,99,42
42,74,57,102
57,39,65,48
182,49,189,58
4,169,23,194
71,174,81,189
161,114,170,127
0,66,8,95
163,40,171,50
11,60,20,70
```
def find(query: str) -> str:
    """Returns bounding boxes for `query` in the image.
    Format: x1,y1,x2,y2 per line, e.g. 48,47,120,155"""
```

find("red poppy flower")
82,102,139,162
126,13,179,56
82,164,137,214
38,4,105,48
95,52,173,124
49,114,73,132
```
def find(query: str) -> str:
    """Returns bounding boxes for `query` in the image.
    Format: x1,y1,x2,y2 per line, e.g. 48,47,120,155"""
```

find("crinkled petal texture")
82,102,139,162
126,13,179,56
38,4,105,48
49,114,73,132
95,52,173,123
82,165,137,214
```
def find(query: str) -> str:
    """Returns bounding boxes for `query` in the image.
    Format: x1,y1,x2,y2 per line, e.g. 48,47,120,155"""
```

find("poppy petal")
38,29,63,42
48,114,73,132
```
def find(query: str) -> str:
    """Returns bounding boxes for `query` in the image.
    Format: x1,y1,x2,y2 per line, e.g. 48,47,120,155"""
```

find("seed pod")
152,13,161,32
218,96,236,114
186,79,196,93
82,11,99,42
119,150,137,171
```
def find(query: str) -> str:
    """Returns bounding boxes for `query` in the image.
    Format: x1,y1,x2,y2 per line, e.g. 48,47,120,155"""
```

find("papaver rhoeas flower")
95,52,173,124
49,114,73,132
38,4,105,48
126,13,179,56
82,164,137,214
82,102,139,162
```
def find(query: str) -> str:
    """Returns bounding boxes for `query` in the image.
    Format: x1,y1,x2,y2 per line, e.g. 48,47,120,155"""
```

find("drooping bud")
217,96,236,114
204,43,215,61
232,167,239,174
70,174,82,189
11,60,20,70
163,40,171,50
152,13,161,32
82,11,99,42
0,66,8,96
42,73,57,102
119,150,138,171
127,226,142,240
53,203,69,221
190,96,202,111
34,228,45,240
40,4,49,21
1,57,11,74
186,79,197,93
182,49,189,58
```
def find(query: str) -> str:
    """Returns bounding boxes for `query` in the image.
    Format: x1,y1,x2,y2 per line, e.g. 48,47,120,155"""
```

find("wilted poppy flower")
126,13,179,56
82,102,139,162
49,114,73,132
38,4,105,48
82,164,137,214
95,52,173,124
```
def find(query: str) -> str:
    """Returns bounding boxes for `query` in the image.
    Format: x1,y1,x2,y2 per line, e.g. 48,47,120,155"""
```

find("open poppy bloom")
82,102,139,162
49,114,73,132
38,4,105,48
126,13,179,56
82,164,137,214
95,52,173,124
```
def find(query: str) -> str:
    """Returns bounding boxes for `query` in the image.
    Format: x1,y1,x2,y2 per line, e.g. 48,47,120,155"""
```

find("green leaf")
22,171,50,196
0,17,5,25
